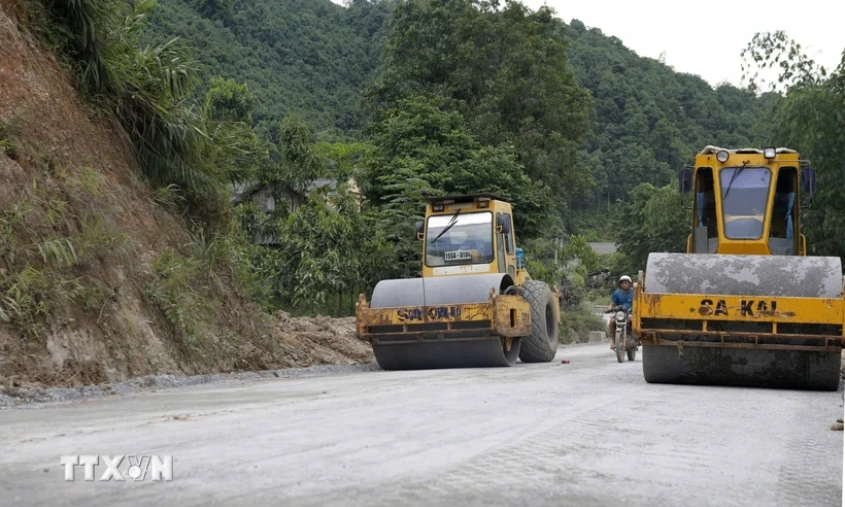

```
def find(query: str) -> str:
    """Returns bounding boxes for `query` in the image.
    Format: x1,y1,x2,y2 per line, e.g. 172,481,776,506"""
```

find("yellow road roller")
633,145,844,391
355,194,561,370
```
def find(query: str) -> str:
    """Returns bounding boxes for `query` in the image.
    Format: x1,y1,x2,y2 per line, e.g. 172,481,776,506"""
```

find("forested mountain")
145,0,393,137
4,0,841,387
564,20,775,211
146,0,767,216
7,0,840,361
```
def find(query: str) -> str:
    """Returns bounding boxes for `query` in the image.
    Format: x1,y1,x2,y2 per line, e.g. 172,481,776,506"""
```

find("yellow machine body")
633,146,843,390
416,196,533,285
356,194,561,370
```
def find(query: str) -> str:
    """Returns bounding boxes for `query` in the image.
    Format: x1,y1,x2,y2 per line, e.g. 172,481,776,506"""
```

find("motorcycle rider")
606,275,634,350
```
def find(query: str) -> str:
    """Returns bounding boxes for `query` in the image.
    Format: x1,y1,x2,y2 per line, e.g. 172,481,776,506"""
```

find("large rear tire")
518,280,559,363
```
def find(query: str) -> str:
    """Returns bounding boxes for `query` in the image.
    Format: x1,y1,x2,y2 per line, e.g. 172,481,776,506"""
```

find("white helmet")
618,275,632,284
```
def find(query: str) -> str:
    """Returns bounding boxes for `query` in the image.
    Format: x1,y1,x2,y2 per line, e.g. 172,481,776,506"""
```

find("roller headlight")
716,150,729,163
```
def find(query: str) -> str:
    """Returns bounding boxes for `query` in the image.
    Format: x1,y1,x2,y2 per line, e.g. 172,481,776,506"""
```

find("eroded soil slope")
0,2,372,389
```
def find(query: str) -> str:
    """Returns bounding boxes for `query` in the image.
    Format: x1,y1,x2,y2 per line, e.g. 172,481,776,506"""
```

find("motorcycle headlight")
616,311,626,321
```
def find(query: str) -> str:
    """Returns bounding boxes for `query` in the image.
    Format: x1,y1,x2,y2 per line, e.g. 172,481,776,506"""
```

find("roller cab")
356,194,561,370
634,146,844,390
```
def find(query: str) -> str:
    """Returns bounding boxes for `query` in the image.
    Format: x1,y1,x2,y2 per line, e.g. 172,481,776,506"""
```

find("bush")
560,306,606,344
33,0,253,222
145,248,208,344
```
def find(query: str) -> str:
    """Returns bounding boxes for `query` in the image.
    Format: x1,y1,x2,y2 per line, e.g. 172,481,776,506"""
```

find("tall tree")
363,95,549,238
365,0,592,228
205,78,257,124
258,115,325,195
741,31,845,258
615,182,690,272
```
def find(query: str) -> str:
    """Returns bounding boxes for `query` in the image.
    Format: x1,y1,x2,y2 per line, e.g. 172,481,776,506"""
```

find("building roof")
588,242,617,255
231,177,360,203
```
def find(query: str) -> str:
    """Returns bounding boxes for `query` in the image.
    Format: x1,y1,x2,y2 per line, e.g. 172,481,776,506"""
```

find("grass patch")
0,188,135,335
585,287,612,307
77,167,104,195
151,184,185,212
145,248,210,345
0,265,51,333
68,278,108,314
0,114,21,160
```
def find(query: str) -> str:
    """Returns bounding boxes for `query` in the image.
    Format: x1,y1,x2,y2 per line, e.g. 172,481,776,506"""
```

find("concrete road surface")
1,343,843,507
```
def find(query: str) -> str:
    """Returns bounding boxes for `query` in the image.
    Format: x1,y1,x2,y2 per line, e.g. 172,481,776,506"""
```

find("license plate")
445,250,472,261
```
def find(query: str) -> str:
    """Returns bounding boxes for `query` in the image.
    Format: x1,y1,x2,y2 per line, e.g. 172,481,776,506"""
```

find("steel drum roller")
644,253,843,298
641,253,843,391
369,274,521,370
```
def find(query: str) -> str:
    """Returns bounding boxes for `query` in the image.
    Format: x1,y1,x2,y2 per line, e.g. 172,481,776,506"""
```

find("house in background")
587,242,617,255
232,176,362,215
586,242,617,288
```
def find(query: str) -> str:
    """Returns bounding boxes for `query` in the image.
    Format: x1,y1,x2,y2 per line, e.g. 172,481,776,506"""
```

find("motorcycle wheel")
615,331,625,363
627,348,636,361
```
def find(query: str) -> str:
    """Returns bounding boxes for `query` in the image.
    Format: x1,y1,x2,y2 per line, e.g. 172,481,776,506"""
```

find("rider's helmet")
618,275,632,286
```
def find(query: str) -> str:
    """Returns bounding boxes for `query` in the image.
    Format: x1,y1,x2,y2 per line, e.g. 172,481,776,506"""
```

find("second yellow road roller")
355,194,561,370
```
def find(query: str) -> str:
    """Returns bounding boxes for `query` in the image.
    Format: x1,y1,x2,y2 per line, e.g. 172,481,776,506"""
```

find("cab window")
719,167,771,240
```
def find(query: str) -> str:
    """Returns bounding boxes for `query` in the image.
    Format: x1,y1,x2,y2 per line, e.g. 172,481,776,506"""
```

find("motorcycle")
605,305,638,363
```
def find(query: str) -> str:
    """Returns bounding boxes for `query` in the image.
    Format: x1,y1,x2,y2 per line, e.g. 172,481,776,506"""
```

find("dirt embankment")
0,2,372,391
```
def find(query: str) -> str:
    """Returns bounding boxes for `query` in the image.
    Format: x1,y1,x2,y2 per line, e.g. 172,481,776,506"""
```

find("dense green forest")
30,0,845,327
563,21,776,234
144,0,772,231
145,0,393,138
135,0,780,314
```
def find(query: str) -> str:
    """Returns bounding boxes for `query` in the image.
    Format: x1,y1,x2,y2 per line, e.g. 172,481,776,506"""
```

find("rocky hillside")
0,1,372,389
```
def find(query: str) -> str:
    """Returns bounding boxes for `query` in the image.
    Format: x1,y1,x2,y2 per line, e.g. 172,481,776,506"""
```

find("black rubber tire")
615,340,625,363
627,349,636,361
518,280,559,363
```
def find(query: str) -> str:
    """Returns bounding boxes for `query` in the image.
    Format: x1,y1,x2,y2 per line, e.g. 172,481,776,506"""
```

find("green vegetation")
233,0,595,315
146,248,206,343
565,21,775,217
520,235,616,341
615,181,690,274
18,0,271,350
362,0,590,238
144,0,394,137
29,0,261,222
136,0,789,269
740,31,845,258
0,184,130,336
560,310,606,345
19,0,845,334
